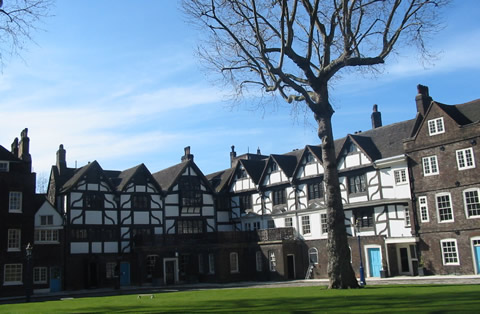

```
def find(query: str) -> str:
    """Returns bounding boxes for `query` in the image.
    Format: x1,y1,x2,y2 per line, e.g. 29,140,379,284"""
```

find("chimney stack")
257,147,261,155
56,144,67,174
371,104,382,129
230,145,237,167
181,146,194,162
18,128,32,171
415,84,432,117
11,137,18,157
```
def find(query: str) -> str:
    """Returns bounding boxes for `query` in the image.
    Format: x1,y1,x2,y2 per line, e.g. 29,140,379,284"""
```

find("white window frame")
404,207,411,227
255,251,263,272
7,229,21,252
34,229,59,244
0,161,9,172
284,217,292,228
394,169,408,185
440,239,460,265
269,251,276,272
33,267,48,284
301,215,311,235
422,156,439,176
418,196,430,223
208,253,215,274
471,237,480,274
320,213,328,235
428,117,445,136
4,264,22,285
463,188,480,219
308,247,319,265
9,191,22,213
229,252,239,273
436,192,454,223
456,148,475,170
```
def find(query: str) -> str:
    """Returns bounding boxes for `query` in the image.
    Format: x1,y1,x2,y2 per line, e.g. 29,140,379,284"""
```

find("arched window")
308,247,318,265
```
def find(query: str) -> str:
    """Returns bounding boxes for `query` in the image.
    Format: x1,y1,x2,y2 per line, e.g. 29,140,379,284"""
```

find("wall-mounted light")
440,146,445,151
471,139,477,146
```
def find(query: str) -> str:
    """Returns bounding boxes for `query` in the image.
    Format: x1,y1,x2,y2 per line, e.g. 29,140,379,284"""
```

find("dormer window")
268,163,278,173
0,162,8,172
428,117,445,136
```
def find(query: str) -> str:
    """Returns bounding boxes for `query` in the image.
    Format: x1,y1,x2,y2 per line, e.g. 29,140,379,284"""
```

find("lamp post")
355,219,366,286
25,243,33,302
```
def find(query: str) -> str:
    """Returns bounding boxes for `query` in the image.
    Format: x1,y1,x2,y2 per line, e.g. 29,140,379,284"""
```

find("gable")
337,137,372,170
229,163,256,192
260,157,289,187
295,147,324,179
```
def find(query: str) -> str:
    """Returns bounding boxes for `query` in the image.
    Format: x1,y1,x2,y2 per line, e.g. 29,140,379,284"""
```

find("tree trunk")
315,98,359,289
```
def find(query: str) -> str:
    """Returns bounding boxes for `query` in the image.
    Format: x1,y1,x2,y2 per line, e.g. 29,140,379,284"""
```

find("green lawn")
2,285,480,313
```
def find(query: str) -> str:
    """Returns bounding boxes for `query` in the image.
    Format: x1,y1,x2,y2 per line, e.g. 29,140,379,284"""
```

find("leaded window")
349,174,367,194
272,189,286,206
308,181,324,200
178,219,203,234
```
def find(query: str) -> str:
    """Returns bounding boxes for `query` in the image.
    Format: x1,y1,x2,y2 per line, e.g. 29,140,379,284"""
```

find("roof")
206,168,235,193
455,99,480,122
152,161,189,191
0,145,19,162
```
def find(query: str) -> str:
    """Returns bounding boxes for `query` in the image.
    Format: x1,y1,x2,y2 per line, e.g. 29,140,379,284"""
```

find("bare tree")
0,0,53,69
183,0,449,288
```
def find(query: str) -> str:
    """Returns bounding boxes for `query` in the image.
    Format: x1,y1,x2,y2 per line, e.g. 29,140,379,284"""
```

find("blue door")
475,245,480,274
120,262,130,286
368,248,382,277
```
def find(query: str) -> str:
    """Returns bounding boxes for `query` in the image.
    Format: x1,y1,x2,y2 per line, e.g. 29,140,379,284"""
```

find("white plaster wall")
71,242,89,254
217,211,230,222
136,185,146,192
165,206,179,217
104,211,117,224
104,242,118,253
104,194,116,208
120,195,131,208
147,183,156,193
165,194,178,204
203,194,214,205
165,220,175,234
203,206,214,216
151,195,162,208
35,202,62,227
91,242,102,253
121,227,130,239
218,225,233,232
360,153,370,164
88,183,99,191
121,211,132,224
151,211,162,223
121,241,130,253
85,211,102,224
70,192,83,206
154,227,163,235
134,211,149,224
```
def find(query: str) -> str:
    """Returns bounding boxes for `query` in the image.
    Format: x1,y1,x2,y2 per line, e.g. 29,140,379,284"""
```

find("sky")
1,0,480,179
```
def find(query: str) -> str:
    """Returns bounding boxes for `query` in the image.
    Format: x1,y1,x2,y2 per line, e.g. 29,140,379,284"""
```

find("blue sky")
1,0,479,178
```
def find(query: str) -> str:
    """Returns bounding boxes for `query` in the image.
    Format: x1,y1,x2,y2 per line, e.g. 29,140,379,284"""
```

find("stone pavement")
1,275,479,304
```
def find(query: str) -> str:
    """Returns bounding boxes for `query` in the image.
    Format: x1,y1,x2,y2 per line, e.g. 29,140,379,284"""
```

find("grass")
2,285,480,313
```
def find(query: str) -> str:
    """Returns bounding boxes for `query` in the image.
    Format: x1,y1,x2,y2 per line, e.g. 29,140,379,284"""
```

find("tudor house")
1,85,479,297
404,85,480,275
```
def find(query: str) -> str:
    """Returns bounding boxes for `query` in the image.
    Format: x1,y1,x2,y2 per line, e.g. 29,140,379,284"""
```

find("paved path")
1,275,479,304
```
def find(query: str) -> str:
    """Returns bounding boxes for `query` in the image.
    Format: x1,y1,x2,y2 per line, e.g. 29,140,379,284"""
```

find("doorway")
120,262,130,286
163,258,178,285
367,247,382,277
286,254,295,280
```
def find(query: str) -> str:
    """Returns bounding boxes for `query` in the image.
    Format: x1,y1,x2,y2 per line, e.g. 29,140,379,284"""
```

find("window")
7,229,21,251
394,169,408,184
349,174,367,194
268,162,278,173
305,152,315,164
464,189,480,218
229,252,239,273
436,193,453,222
9,191,22,212
198,254,204,274
284,217,293,228
308,247,319,265
428,117,445,136
237,168,247,179
244,222,251,231
405,208,411,227
355,208,374,230
272,189,286,206
239,195,252,212
106,262,117,279
178,220,203,234
253,222,260,230
35,229,59,243
301,215,311,235
181,206,201,214
4,264,22,285
267,220,275,229
132,194,150,209
85,193,103,209
456,148,475,170
320,213,328,234
208,253,215,274
33,267,48,284
422,156,439,176
268,251,276,272
146,255,158,278
308,182,324,200
441,239,459,265
346,143,357,154
40,215,54,226
255,251,263,272
0,162,8,172
418,196,429,222
179,176,202,207
71,228,88,240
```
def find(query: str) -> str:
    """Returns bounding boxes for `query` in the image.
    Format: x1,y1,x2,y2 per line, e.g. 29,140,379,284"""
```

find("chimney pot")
371,104,382,129
181,146,194,162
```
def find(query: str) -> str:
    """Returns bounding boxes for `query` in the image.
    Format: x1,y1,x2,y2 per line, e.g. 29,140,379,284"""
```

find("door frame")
364,245,382,278
471,237,480,275
286,254,295,279
396,244,413,276
120,262,130,286
163,258,179,285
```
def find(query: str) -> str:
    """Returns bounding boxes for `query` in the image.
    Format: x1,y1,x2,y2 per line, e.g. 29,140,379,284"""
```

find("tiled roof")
152,161,188,191
455,99,480,122
0,145,19,162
